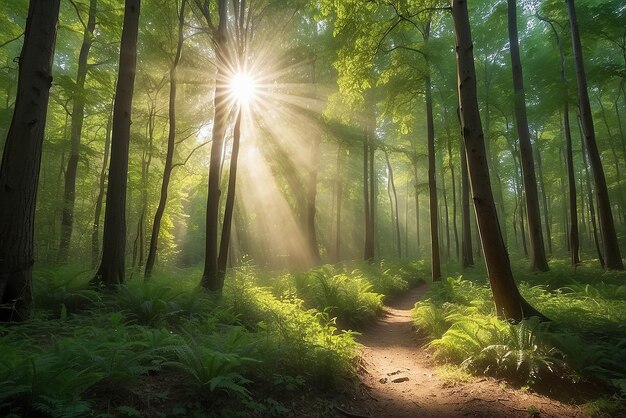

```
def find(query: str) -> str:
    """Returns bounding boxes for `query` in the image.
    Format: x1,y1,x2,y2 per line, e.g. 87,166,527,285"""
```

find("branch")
382,44,426,57
0,32,24,49
68,0,87,30
171,140,212,170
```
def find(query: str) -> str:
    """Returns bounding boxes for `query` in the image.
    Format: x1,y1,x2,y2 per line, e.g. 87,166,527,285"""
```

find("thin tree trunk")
425,24,440,281
460,140,473,267
145,0,186,277
92,102,113,268
200,0,231,291
447,135,459,259
567,0,623,270
534,145,552,255
363,134,374,260
579,116,605,267
385,150,402,258
217,108,242,276
441,158,450,261
507,0,549,271
452,0,543,320
93,0,140,287
58,0,97,264
412,158,421,257
0,0,61,321
369,133,376,259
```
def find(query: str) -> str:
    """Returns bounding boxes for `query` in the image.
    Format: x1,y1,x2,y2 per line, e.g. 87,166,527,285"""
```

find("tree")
57,0,98,264
451,0,543,321
145,0,186,278
566,0,624,270
93,0,141,287
0,0,61,321
507,0,549,272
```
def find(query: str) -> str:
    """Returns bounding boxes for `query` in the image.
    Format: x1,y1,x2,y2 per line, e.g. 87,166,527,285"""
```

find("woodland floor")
341,285,586,418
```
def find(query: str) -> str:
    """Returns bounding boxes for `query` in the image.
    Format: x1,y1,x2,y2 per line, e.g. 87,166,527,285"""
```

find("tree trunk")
145,0,186,278
58,0,97,264
507,0,549,272
441,158,450,262
363,134,374,260
567,0,623,270
217,108,242,277
534,145,552,255
424,24,441,281
412,158,421,257
0,0,60,321
451,0,544,321
201,0,230,291
447,135,459,259
92,102,113,268
579,116,605,268
93,0,140,287
460,141,473,268
385,150,402,258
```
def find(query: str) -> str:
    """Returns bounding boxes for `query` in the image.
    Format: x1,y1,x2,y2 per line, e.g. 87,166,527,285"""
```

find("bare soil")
343,285,586,418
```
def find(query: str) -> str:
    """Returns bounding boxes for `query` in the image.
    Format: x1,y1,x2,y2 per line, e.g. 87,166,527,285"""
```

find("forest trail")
347,285,584,418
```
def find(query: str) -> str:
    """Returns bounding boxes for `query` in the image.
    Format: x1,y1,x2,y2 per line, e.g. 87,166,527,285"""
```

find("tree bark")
534,144,552,255
145,0,186,278
93,0,140,287
447,133,459,260
217,108,242,277
507,0,549,271
566,0,623,270
451,0,544,321
92,102,113,268
460,141,473,268
384,150,402,258
424,23,441,281
201,0,231,291
58,0,97,264
0,0,61,321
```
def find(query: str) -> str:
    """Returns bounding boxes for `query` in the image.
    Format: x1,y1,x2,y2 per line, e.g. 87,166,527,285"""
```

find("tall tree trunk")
412,158,421,257
217,108,242,276
363,135,374,260
145,0,186,278
597,97,625,224
133,106,155,268
441,158,450,262
534,145,552,255
580,117,605,267
201,0,231,291
567,0,623,270
385,150,402,258
92,102,113,268
369,133,376,259
460,141,473,267
451,0,543,321
93,0,140,287
0,0,61,321
58,0,97,264
424,25,441,281
447,134,460,259
507,0,549,272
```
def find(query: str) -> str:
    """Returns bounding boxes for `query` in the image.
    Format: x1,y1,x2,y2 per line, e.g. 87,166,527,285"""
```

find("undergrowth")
412,264,626,414
2,259,426,417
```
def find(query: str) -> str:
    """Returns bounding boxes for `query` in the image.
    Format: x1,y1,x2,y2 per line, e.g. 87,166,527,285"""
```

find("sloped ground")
346,285,584,418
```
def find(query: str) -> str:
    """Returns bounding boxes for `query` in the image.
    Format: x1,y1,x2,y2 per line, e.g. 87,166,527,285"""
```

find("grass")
1,259,426,417
411,259,626,414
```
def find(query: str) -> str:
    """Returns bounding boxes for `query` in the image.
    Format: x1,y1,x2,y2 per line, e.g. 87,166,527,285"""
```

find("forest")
1,0,625,416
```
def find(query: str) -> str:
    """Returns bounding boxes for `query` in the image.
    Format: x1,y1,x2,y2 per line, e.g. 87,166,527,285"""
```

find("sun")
229,72,258,105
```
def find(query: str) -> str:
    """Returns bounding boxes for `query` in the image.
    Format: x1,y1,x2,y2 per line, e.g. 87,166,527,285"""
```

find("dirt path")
346,285,585,418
